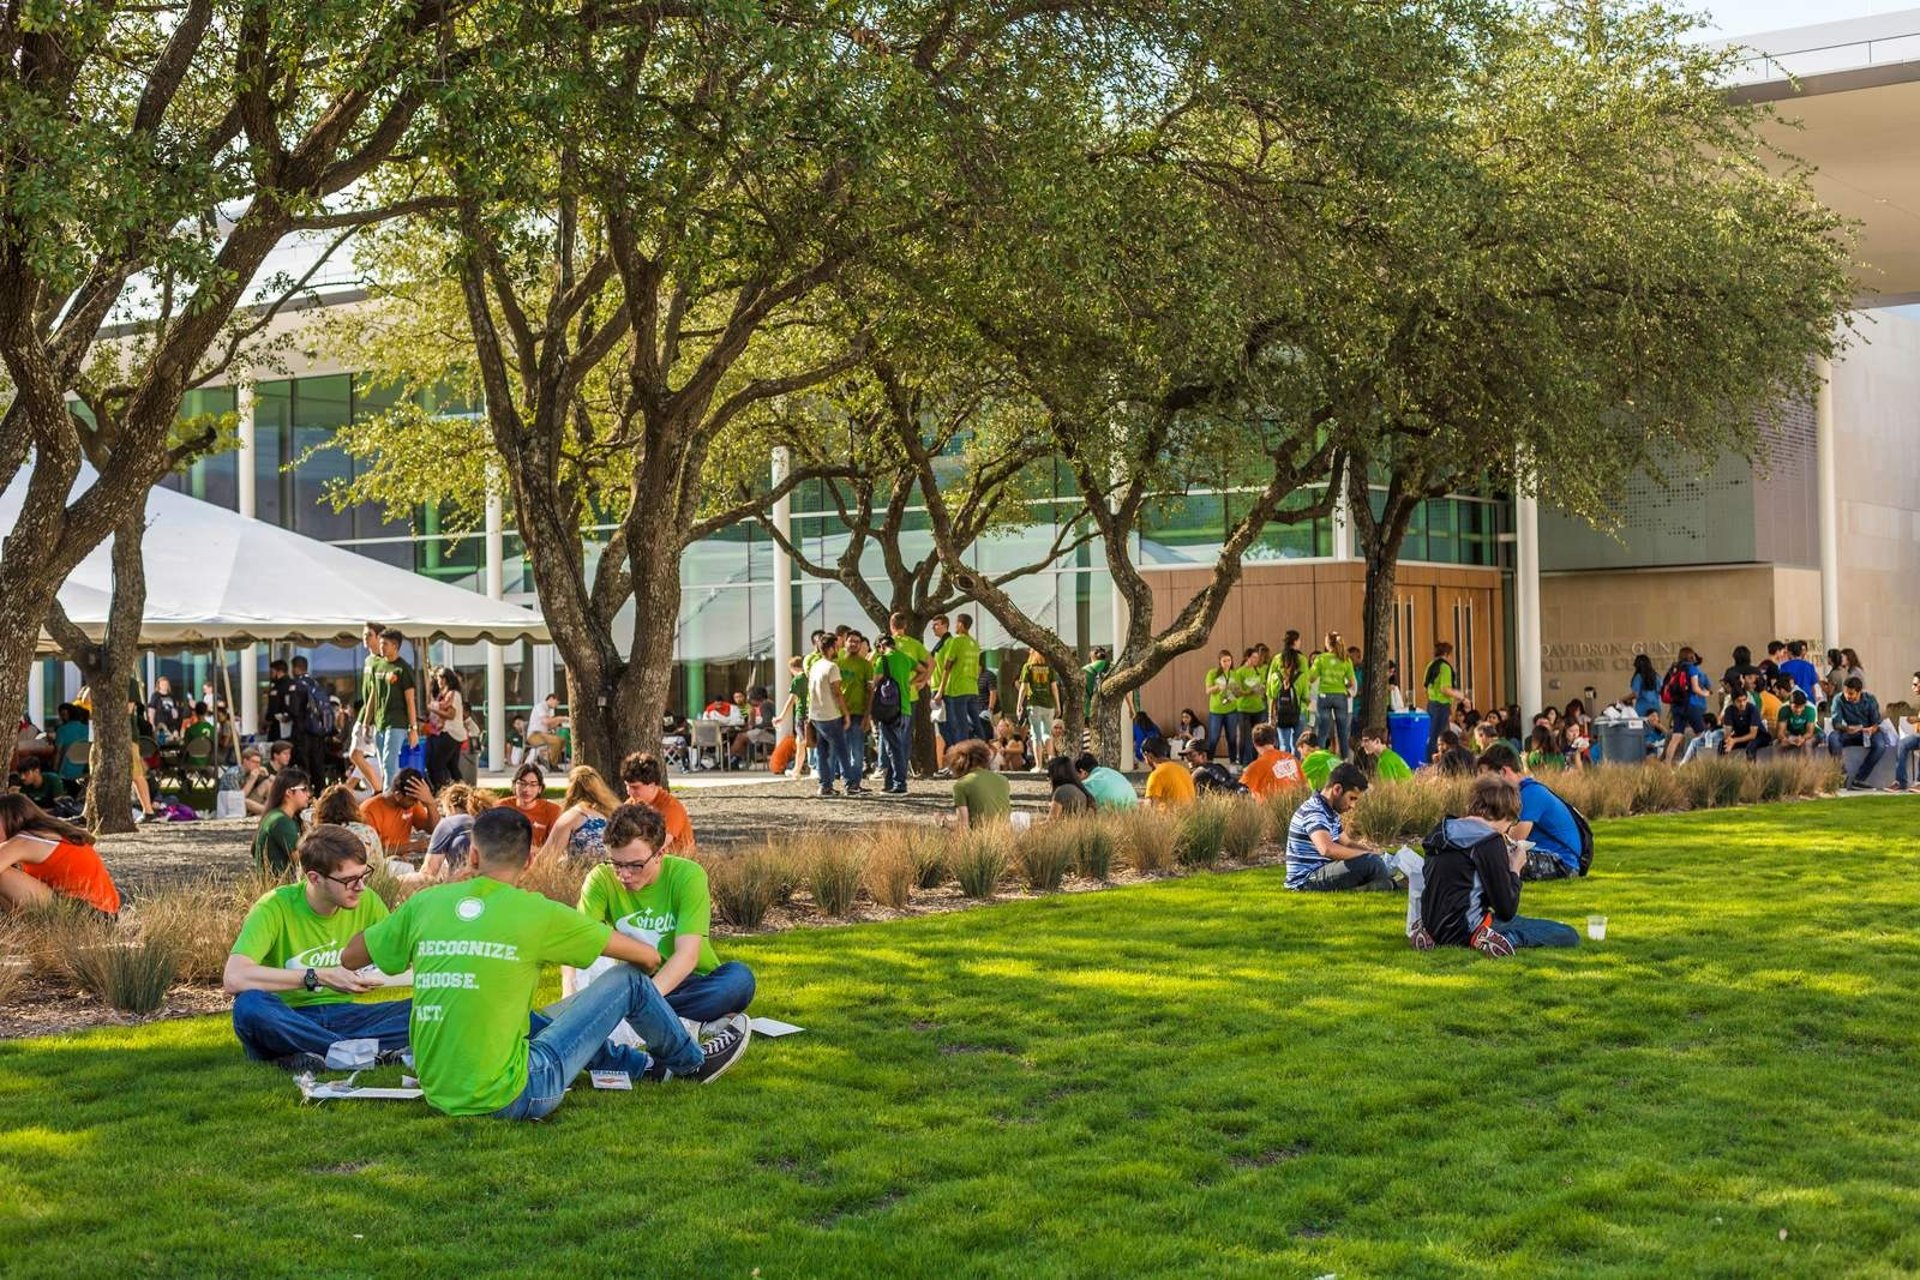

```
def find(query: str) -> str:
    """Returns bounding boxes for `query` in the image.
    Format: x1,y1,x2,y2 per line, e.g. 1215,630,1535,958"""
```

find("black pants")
292,731,330,787
428,732,463,790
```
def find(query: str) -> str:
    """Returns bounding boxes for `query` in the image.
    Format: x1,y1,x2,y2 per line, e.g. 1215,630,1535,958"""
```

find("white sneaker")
607,1019,644,1051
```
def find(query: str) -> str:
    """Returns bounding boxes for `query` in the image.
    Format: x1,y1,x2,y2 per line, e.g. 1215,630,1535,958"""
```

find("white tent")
1,463,551,650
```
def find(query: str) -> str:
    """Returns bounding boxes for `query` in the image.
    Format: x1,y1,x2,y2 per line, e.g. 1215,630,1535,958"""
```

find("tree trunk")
84,513,147,833
1089,688,1127,771
1358,544,1399,736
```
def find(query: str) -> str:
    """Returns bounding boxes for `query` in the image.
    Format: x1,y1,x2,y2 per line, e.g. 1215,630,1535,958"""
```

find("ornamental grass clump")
952,825,1013,898
1262,788,1307,846
1683,758,1747,811
1628,762,1688,815
1113,806,1178,874
1014,822,1074,893
1073,818,1116,882
704,845,783,930
804,837,866,919
132,879,245,985
66,915,179,1015
519,854,591,907
1348,779,1450,846
1173,800,1228,868
1220,796,1268,862
862,827,919,910
908,826,951,890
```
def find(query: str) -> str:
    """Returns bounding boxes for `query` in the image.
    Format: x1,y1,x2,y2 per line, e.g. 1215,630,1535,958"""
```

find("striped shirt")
1285,791,1340,889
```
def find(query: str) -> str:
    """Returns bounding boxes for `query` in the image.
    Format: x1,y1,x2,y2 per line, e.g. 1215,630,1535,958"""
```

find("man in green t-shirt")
931,613,984,750
1422,640,1467,762
571,804,755,1034
342,806,749,1119
838,632,877,784
876,612,934,794
1297,729,1339,791
1357,725,1414,781
366,628,419,798
225,826,412,1071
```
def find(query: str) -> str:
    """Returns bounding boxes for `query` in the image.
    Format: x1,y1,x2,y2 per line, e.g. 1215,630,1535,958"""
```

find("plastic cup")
1587,915,1607,941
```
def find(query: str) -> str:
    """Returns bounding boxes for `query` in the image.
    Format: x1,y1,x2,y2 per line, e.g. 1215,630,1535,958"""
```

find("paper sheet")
750,1017,806,1038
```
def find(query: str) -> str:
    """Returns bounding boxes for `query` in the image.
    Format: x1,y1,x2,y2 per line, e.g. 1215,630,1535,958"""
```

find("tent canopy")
2,462,551,652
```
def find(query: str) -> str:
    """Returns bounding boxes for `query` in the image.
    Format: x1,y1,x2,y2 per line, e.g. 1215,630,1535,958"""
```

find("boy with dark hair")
341,806,748,1119
1775,687,1819,754
1718,687,1772,759
1414,775,1580,957
1476,744,1581,879
1828,675,1890,789
1779,641,1820,699
1284,763,1398,891
619,751,695,851
225,825,412,1070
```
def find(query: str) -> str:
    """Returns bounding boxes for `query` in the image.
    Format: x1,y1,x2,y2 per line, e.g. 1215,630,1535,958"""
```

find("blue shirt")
1780,659,1819,698
1518,777,1580,873
1081,766,1139,809
1683,663,1708,709
1285,791,1340,889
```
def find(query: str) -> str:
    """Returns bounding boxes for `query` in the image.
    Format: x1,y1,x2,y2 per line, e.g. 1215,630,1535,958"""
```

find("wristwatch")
303,967,319,992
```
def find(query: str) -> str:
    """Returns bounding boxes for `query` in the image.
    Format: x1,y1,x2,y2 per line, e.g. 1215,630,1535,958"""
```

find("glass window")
253,381,291,527
290,375,355,543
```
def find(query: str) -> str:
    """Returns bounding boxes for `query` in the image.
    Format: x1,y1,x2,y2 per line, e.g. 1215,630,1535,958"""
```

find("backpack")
1272,680,1301,729
870,669,904,725
297,676,332,737
1539,784,1596,876
1660,663,1693,706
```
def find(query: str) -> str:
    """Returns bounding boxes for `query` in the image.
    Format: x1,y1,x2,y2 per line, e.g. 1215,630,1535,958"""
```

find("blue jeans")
666,961,757,1022
374,727,408,786
1295,853,1398,892
231,991,414,1062
938,695,979,748
1315,695,1351,757
1206,711,1238,762
1828,726,1890,782
877,715,911,791
843,714,868,781
1426,701,1451,760
1273,721,1298,754
493,963,702,1121
1490,915,1581,948
1895,733,1920,787
811,717,852,791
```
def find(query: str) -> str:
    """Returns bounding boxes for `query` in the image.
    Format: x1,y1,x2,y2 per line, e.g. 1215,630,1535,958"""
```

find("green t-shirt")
362,878,612,1117
936,633,982,697
1424,658,1456,706
253,809,301,875
577,856,719,975
1205,668,1236,716
1233,663,1266,713
952,768,1012,822
185,719,214,751
788,671,808,722
368,656,414,731
891,635,931,705
1309,653,1355,697
230,883,392,1008
1376,749,1413,781
358,654,380,725
837,655,874,716
1019,662,1057,710
1301,749,1337,790
1779,704,1818,736
877,647,918,709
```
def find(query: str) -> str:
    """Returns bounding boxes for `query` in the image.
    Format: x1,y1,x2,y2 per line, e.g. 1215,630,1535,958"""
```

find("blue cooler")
1389,710,1433,767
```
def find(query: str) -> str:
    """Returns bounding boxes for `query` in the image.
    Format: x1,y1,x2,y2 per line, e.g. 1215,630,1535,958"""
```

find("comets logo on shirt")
455,897,485,921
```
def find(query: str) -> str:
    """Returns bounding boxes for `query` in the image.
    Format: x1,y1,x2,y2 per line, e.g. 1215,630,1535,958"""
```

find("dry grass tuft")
1220,797,1268,862
1014,823,1075,893
702,845,785,930
862,827,919,910
1111,806,1179,874
952,825,1013,898
130,879,246,984
803,835,866,918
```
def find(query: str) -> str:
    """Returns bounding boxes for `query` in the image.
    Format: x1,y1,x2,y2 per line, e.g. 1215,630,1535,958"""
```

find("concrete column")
27,659,44,728
771,447,795,669
485,480,507,771
1515,491,1543,715
1332,485,1353,561
236,385,259,735
1816,354,1840,650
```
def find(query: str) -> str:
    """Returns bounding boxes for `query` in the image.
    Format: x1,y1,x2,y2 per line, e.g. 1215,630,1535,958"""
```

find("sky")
1690,0,1914,38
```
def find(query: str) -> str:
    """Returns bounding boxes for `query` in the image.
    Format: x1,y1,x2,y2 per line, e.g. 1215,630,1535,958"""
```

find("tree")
0,0,505,739
1318,5,1857,729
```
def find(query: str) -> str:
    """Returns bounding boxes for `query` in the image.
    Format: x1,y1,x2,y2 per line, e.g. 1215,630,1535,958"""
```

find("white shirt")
528,703,557,736
807,657,845,722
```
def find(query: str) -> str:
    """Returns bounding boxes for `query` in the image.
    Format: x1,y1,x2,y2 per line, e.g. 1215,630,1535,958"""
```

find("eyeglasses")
319,869,372,891
606,850,660,874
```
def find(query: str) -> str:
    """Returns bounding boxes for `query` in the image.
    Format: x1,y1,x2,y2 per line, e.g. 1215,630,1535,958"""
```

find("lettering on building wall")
1540,640,1681,674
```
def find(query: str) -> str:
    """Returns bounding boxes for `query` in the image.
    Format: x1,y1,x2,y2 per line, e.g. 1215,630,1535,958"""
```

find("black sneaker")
273,1052,329,1073
818,787,838,798
685,1014,751,1084
846,785,869,796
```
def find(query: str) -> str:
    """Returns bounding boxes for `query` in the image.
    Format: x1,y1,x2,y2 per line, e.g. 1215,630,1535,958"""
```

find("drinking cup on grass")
1587,915,1607,941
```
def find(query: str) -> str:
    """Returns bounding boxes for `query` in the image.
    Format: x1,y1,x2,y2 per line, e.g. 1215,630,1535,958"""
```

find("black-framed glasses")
319,869,372,891
606,850,660,874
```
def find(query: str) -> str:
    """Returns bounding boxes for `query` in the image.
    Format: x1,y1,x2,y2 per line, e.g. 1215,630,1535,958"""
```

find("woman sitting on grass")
414,783,496,883
1045,755,1095,819
308,782,384,868
946,739,1011,829
0,793,122,917
252,767,311,877
1409,774,1579,956
540,765,619,861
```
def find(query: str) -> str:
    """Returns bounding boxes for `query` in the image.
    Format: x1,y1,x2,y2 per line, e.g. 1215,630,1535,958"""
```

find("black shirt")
1722,701,1764,741
1420,819,1523,947
148,692,181,734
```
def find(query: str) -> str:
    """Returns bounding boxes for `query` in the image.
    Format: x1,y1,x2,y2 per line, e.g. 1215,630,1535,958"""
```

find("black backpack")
297,676,332,737
1540,784,1596,876
1273,680,1301,729
870,669,904,725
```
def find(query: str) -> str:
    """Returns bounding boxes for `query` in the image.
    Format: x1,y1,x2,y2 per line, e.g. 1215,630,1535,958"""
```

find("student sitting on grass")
1284,763,1399,892
1140,735,1195,809
1354,725,1414,781
225,826,411,1071
1411,775,1580,956
252,767,311,877
1297,729,1338,790
0,794,121,917
340,806,749,1119
1074,752,1139,809
946,739,1011,828
1240,723,1304,797
1476,744,1579,880
566,804,756,1034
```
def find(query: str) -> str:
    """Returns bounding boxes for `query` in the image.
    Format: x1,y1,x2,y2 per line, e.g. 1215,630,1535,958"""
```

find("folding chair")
689,720,724,771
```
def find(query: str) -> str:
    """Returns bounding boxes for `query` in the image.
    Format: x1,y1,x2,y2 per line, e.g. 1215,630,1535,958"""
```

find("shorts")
1669,704,1706,735
350,722,373,756
129,743,146,779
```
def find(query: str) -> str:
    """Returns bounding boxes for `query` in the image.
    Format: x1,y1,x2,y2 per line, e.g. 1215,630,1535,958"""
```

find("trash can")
1389,710,1433,768
1596,718,1645,765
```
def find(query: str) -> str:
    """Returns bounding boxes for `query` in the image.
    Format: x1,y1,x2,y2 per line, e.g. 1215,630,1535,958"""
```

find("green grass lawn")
3,797,1918,1278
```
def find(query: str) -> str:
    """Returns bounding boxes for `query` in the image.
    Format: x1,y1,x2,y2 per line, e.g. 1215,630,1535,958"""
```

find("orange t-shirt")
646,790,696,852
21,840,122,916
1242,748,1304,797
360,795,434,851
512,797,562,846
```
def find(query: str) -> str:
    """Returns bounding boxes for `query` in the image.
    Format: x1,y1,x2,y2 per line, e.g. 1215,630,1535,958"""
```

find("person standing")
1204,651,1238,764
808,633,859,797
1310,634,1358,759
1267,648,1304,754
1779,641,1820,700
1422,641,1466,761
1658,646,1711,764
351,622,386,783
426,667,469,791
265,659,294,745
147,676,183,746
286,657,332,788
838,631,876,783
932,613,983,751
1232,647,1267,767
1016,649,1059,748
